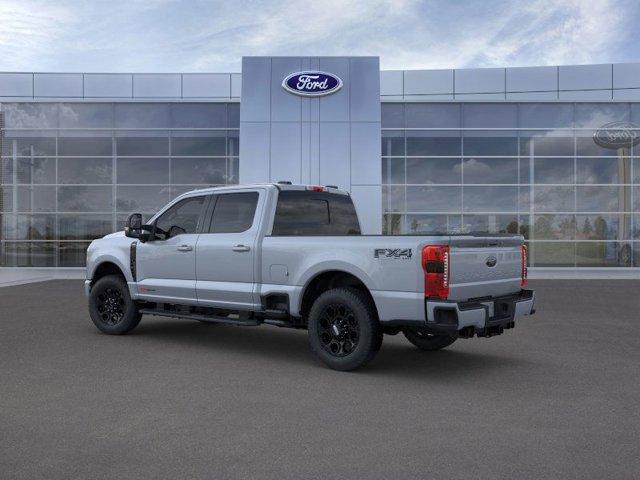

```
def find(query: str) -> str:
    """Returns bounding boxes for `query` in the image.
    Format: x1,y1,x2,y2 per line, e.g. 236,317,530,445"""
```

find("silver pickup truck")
85,183,535,371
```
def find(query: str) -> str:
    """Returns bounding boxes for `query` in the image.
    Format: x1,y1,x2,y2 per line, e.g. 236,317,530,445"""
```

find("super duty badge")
374,248,412,259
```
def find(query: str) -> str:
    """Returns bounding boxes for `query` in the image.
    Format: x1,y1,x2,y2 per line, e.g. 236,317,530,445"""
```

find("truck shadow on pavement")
128,318,531,380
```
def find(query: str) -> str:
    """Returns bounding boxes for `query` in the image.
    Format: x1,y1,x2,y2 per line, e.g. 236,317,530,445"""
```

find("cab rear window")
272,191,361,236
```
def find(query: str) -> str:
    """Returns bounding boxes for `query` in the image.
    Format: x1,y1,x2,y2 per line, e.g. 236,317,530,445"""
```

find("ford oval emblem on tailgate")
485,256,497,267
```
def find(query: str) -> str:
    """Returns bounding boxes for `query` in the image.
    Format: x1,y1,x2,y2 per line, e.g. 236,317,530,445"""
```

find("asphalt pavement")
1,280,639,479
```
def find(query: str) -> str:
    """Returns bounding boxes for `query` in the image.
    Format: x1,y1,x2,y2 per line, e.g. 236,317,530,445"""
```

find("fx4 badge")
374,248,412,259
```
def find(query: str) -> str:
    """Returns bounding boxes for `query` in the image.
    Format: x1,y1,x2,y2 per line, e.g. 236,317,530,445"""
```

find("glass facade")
1,100,639,269
0,102,239,266
382,103,640,267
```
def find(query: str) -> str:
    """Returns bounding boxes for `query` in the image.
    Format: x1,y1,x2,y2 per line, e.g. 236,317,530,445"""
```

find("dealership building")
1,57,639,277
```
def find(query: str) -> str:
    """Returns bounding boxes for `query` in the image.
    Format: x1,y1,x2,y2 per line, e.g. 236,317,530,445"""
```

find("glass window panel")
519,186,531,213
533,158,574,184
58,186,113,212
116,136,168,156
463,186,518,212
463,135,518,156
635,186,640,212
406,104,460,128
529,242,575,267
406,132,461,156
58,137,112,156
382,158,405,184
462,157,517,184
405,214,462,235
518,104,574,129
58,158,112,184
520,158,530,184
461,214,519,235
116,186,171,214
1,186,13,211
171,185,205,198
406,186,461,213
533,186,575,212
576,242,631,267
114,104,170,128
2,214,55,240
463,104,517,128
170,103,227,128
2,103,58,128
3,136,56,156
381,103,404,128
519,134,574,156
382,213,403,234
575,214,629,241
634,158,640,183
633,215,640,239
227,130,239,157
519,215,531,240
116,158,169,184
58,103,113,128
17,186,56,212
382,186,405,212
171,158,227,184
58,242,91,267
1,158,12,184
228,103,240,127
576,157,628,184
1,242,56,267
574,103,630,128
576,135,629,156
58,214,113,240
576,186,630,212
16,157,56,184
533,214,575,240
227,158,239,185
381,131,404,156
406,158,461,184
171,135,226,156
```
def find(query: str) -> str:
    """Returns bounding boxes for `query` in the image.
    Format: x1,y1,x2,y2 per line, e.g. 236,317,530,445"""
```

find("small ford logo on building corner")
485,256,497,268
282,71,343,97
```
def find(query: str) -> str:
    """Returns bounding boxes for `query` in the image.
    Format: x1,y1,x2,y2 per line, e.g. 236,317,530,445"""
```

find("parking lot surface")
1,279,639,479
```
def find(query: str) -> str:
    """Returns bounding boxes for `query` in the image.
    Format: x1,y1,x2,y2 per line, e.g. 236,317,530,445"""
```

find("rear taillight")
521,244,528,287
422,245,450,299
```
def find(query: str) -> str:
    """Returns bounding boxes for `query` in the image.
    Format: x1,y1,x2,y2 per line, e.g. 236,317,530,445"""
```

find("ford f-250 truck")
85,183,535,371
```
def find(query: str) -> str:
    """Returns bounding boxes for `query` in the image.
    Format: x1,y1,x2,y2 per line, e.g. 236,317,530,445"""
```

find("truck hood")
103,231,126,239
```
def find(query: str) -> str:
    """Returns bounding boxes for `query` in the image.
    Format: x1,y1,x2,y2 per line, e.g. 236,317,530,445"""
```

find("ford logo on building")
593,121,640,149
282,71,343,97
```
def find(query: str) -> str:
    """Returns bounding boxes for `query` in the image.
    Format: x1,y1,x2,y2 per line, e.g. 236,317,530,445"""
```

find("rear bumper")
386,289,535,338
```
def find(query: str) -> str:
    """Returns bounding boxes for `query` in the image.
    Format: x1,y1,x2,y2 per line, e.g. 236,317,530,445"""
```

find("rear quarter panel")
260,235,436,321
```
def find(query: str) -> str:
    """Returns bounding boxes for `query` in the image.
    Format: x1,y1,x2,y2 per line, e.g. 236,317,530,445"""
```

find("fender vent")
130,242,137,281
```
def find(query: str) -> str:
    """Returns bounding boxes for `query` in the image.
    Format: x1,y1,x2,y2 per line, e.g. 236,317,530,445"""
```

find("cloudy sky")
0,0,638,73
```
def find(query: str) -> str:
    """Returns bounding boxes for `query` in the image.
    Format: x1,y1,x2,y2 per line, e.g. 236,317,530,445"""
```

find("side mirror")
125,213,152,242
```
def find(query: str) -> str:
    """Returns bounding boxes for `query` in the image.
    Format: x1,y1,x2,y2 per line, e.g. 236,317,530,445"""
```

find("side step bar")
139,308,261,326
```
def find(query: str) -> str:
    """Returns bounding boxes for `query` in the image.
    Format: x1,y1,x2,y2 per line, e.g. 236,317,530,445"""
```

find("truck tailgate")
447,236,523,301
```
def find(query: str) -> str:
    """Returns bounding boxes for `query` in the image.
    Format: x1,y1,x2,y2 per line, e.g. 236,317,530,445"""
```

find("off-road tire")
308,288,382,371
89,274,141,335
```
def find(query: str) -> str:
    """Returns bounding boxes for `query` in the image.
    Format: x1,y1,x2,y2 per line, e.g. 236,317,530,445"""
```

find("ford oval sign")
593,121,640,149
282,71,343,97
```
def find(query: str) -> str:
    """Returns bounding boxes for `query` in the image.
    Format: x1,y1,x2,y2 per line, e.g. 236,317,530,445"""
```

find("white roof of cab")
178,183,350,197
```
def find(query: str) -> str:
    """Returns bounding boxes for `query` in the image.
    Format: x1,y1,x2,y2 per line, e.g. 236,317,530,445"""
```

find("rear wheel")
403,328,457,351
308,288,382,371
89,274,141,335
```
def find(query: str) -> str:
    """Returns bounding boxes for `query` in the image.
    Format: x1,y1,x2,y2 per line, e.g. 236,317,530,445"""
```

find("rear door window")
208,192,259,233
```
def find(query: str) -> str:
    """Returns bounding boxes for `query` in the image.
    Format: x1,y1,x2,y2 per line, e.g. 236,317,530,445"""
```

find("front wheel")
403,328,457,351
308,288,382,371
89,274,141,335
